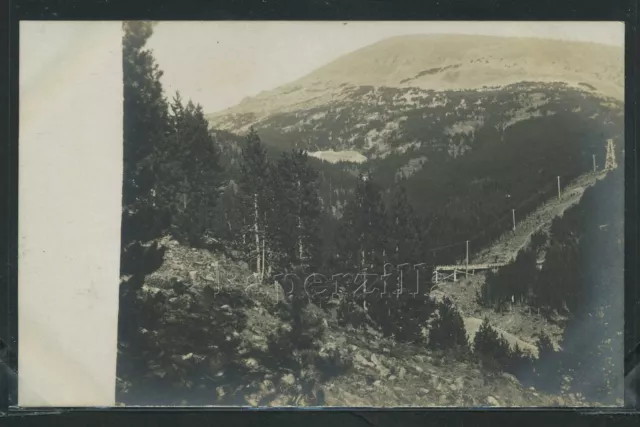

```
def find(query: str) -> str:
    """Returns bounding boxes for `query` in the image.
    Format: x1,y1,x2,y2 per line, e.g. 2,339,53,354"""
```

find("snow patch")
308,150,368,164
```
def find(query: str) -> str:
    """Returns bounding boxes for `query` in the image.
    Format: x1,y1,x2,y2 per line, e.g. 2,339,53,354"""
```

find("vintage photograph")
115,21,625,407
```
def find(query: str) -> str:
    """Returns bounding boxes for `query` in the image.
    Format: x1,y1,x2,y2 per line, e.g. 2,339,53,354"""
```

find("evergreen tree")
120,21,171,245
388,182,422,265
212,180,244,247
479,248,538,310
265,267,327,405
428,297,468,350
238,128,271,278
531,331,562,393
118,20,171,390
157,93,224,246
556,169,624,403
473,317,511,369
505,343,535,385
339,174,389,272
268,150,323,275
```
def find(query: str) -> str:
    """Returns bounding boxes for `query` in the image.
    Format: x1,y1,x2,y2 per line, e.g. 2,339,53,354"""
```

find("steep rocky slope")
117,235,609,407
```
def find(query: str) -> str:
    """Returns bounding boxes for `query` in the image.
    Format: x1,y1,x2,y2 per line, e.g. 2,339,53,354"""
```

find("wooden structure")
432,262,506,283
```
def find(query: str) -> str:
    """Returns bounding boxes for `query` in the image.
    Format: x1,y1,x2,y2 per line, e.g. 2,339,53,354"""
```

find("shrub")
336,295,368,329
504,342,536,386
117,285,251,405
532,331,563,393
473,317,511,370
390,293,436,343
428,297,468,350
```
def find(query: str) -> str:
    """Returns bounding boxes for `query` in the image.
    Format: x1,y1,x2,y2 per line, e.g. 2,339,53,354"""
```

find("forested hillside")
116,22,624,407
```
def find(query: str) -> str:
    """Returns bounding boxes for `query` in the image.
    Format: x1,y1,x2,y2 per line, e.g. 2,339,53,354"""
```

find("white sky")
146,21,624,114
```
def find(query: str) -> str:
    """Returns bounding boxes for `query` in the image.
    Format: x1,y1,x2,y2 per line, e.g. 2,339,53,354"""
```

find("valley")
118,24,625,408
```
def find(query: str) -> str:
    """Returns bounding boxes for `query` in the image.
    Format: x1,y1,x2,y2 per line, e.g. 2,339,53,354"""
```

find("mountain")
207,35,622,146
206,34,624,264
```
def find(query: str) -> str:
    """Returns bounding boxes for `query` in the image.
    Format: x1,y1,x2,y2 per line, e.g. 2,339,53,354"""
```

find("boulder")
486,396,501,406
281,373,296,386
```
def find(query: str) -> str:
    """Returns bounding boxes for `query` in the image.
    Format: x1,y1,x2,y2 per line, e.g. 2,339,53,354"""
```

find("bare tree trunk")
261,211,266,280
297,180,303,265
298,216,304,264
183,176,188,210
254,193,260,274
261,237,266,281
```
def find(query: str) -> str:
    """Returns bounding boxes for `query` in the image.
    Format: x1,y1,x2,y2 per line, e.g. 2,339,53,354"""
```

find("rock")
373,380,382,387
500,372,519,385
355,353,374,367
189,271,198,282
398,367,407,379
417,388,429,396
281,373,296,386
245,396,259,406
388,375,397,381
370,354,382,367
486,396,500,406
260,380,274,393
216,386,225,398
243,358,258,369
454,377,464,390
430,376,439,389
414,366,424,373
382,347,391,354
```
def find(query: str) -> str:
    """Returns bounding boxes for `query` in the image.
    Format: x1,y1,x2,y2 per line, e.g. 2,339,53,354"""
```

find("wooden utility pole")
512,209,516,232
593,154,597,173
557,176,561,200
605,139,618,170
465,240,469,278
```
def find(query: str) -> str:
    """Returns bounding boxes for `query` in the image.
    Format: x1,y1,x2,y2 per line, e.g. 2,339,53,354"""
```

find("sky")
146,21,624,114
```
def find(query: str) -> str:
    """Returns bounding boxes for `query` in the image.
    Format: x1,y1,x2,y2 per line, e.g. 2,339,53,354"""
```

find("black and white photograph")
113,21,625,407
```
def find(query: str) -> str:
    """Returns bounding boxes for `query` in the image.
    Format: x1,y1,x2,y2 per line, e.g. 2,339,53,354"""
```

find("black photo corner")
1,0,640,426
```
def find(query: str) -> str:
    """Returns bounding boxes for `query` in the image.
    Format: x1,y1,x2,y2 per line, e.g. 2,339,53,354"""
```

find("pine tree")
238,128,270,278
532,331,562,393
157,93,224,246
120,21,171,245
339,174,389,272
556,169,624,403
388,182,421,265
118,20,171,392
473,317,511,369
269,150,323,275
428,297,468,350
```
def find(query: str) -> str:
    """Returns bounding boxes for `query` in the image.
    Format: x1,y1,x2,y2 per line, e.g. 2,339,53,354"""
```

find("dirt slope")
433,170,608,349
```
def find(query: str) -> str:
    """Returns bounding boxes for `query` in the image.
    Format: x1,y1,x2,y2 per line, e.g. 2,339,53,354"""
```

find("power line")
423,169,595,258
